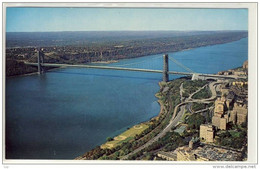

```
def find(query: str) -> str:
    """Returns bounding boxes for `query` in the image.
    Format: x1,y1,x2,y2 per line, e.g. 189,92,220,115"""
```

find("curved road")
188,84,208,100
122,81,220,160
121,83,186,160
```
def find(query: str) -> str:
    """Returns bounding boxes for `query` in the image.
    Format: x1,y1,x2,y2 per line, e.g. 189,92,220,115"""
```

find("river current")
6,38,248,159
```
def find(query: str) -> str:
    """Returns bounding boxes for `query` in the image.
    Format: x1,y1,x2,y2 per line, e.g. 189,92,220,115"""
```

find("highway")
121,83,186,160
122,81,220,160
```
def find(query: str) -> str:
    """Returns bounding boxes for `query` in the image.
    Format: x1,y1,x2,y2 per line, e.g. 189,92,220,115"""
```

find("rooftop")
193,144,242,161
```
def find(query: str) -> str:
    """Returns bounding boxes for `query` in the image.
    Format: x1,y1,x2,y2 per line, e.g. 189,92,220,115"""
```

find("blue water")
5,38,248,159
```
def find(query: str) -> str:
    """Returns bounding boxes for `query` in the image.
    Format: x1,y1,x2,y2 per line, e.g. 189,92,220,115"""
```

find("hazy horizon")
6,30,248,33
6,8,248,32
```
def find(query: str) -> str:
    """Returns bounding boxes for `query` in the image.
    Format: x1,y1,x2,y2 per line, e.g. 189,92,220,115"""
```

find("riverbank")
5,36,248,159
6,60,118,78
6,66,61,78
76,76,227,160
6,36,247,78
76,78,188,160
101,82,166,150
80,76,215,160
75,81,165,160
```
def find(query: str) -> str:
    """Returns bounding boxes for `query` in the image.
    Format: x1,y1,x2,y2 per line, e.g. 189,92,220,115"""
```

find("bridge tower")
37,49,44,74
163,54,169,82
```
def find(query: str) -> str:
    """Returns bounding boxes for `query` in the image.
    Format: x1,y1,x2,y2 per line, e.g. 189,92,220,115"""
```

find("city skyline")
6,8,248,32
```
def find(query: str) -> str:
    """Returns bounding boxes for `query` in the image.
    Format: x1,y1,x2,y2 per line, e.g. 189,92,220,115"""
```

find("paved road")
121,83,187,160
121,103,186,160
121,81,222,160
188,84,208,100
122,82,214,160
185,82,219,114
173,81,221,123
186,102,193,113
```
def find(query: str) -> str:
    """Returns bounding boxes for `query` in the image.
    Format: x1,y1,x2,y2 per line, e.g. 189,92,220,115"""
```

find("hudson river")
6,38,248,159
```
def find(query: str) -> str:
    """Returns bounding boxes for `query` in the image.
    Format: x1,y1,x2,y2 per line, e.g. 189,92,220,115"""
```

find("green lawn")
101,123,149,149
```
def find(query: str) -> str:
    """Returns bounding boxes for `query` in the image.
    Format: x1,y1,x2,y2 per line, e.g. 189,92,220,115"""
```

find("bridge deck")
25,62,246,79
25,62,193,76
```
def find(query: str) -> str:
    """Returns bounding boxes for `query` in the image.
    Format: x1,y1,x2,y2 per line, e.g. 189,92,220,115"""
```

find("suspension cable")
168,56,194,73
113,55,162,67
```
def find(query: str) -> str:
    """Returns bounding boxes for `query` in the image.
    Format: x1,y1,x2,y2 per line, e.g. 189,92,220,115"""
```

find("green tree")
106,137,114,142
186,114,205,130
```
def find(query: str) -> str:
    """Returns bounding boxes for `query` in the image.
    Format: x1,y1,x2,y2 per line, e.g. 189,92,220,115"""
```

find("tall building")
230,102,248,125
200,124,214,143
212,96,228,130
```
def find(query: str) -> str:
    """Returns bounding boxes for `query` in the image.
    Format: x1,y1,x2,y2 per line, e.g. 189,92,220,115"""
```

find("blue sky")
6,8,248,32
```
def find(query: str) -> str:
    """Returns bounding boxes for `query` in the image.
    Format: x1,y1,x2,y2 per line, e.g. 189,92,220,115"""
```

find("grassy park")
101,123,149,149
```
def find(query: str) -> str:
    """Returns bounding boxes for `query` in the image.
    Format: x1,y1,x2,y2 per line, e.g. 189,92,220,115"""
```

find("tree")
106,137,114,142
241,121,248,129
186,114,205,130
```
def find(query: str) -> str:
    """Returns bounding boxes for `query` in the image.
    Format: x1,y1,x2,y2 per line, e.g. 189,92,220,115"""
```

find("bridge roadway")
25,62,245,79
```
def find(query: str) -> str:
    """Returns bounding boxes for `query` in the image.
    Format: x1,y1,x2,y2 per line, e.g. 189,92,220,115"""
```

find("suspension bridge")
25,50,246,82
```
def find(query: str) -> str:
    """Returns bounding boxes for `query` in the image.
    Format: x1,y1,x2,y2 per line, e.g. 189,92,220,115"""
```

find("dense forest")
6,60,38,77
6,31,248,77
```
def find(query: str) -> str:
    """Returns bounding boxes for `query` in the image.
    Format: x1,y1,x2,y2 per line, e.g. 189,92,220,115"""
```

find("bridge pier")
37,50,44,74
163,54,169,82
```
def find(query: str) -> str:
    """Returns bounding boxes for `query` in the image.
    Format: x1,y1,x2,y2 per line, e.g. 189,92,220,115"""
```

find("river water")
5,38,248,159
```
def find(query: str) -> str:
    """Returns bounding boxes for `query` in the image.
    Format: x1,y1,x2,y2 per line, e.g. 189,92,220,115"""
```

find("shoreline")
75,80,167,160
75,60,248,160
6,37,247,79
5,37,247,159
155,82,165,117
6,60,119,78
6,66,62,79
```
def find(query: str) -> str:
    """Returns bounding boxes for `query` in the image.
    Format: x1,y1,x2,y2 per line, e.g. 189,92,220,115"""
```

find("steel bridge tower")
163,54,169,82
37,50,44,74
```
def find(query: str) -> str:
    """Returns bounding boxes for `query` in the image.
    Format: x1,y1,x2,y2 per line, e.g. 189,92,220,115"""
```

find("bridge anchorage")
30,50,245,81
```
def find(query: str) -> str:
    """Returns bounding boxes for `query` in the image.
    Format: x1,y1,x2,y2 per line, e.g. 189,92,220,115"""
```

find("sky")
6,8,248,32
